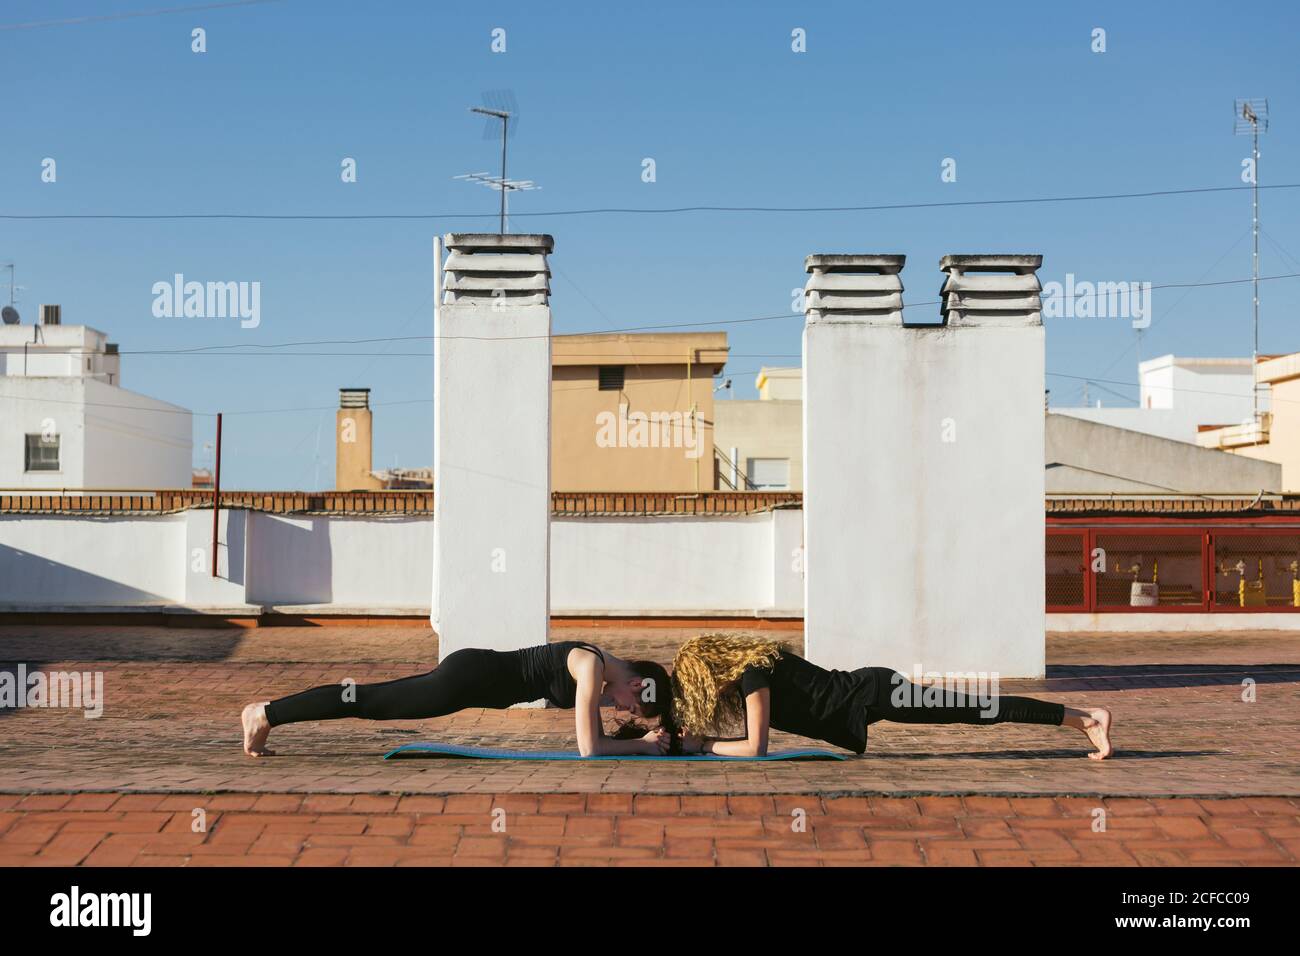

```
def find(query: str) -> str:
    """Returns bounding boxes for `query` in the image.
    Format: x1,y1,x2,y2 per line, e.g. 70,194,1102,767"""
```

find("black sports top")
739,652,875,753
517,641,605,708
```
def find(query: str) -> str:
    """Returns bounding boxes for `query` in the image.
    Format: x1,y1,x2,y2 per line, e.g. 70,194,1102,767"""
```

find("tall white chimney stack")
802,253,1045,678
432,233,554,662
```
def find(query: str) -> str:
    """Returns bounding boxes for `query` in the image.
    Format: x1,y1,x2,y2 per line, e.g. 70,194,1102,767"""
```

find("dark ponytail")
609,660,681,754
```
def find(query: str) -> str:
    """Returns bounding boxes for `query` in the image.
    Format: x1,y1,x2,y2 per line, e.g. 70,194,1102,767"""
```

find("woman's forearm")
587,735,650,756
703,736,765,757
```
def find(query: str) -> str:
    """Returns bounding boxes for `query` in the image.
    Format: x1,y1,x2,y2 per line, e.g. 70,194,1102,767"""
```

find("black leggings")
263,649,531,727
860,668,1065,726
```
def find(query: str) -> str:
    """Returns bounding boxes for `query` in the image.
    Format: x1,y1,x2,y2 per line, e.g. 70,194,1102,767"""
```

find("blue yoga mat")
384,742,846,762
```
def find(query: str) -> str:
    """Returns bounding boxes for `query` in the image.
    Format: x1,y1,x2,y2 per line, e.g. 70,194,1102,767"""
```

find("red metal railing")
1047,518,1300,612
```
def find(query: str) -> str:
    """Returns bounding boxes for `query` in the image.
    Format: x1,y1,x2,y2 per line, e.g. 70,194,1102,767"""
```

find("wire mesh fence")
1046,532,1086,609
1211,532,1300,609
1094,532,1203,608
1047,525,1300,612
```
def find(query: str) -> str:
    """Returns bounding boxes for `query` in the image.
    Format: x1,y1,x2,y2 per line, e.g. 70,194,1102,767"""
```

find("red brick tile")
293,848,351,866
633,795,681,814
251,794,305,812
585,794,633,814
716,847,766,866
442,794,494,814
347,795,399,813
679,795,728,815
916,796,965,816
454,837,507,859
664,837,714,860
1151,816,1212,839
16,795,72,811
868,797,921,816
536,794,585,814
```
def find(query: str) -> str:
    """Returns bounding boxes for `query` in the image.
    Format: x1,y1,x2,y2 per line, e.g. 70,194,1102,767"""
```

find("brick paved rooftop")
1,625,1297,866
2,625,1296,798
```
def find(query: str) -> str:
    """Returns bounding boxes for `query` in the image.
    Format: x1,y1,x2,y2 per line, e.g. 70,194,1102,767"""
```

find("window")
598,366,625,391
25,433,60,472
747,458,789,490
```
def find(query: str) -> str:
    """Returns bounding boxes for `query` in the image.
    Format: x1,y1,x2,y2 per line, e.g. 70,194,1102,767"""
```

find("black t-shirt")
517,641,604,708
739,653,874,753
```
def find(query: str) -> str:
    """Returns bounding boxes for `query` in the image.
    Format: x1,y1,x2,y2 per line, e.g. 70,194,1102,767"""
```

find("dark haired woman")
241,642,672,758
668,634,1113,760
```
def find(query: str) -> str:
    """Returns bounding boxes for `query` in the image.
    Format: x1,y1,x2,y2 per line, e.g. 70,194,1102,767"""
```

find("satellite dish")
1,306,19,325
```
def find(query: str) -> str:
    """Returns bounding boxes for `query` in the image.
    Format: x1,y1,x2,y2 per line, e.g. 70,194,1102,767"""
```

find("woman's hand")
641,728,670,755
680,733,704,754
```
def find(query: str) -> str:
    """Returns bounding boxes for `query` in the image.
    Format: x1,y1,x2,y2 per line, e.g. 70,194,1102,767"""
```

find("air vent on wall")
598,366,625,391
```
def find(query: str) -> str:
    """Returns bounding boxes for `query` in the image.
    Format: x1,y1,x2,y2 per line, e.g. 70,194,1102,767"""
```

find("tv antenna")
1235,97,1269,420
458,92,538,235
0,264,22,323
1,263,18,307
453,170,541,235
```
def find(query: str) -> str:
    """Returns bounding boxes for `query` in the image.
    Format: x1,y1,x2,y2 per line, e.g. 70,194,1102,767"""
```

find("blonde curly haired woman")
668,634,1112,760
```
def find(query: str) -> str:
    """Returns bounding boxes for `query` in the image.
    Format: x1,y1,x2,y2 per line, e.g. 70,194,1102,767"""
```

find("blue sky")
3,0,1298,488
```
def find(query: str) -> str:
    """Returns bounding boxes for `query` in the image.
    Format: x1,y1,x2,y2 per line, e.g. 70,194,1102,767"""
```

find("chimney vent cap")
805,254,905,274
339,387,371,408
939,254,1042,274
444,233,554,255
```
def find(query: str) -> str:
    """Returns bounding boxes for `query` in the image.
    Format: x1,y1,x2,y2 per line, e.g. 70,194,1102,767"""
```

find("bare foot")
242,702,275,757
1080,707,1113,760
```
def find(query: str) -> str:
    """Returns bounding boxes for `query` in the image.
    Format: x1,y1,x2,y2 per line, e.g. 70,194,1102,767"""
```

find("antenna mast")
470,106,511,234
1235,97,1269,421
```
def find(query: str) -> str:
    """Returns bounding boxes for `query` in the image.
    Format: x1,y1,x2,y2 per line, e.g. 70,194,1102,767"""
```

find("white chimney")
433,233,554,664
802,252,1046,678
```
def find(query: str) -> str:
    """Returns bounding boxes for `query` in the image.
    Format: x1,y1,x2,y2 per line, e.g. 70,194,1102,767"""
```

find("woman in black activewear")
666,635,1113,760
241,642,673,758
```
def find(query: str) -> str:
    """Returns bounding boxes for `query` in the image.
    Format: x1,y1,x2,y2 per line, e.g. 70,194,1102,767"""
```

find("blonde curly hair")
669,633,787,735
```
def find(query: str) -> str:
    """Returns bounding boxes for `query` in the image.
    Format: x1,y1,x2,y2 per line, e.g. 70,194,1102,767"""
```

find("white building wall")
81,380,192,488
0,378,88,487
1054,356,1261,444
0,513,186,606
1,324,191,490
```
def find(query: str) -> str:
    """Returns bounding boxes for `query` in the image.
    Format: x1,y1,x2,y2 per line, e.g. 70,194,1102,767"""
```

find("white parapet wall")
0,513,187,606
803,254,1046,678
0,509,795,615
249,514,433,610
5,508,1300,633
432,234,554,656
549,509,802,616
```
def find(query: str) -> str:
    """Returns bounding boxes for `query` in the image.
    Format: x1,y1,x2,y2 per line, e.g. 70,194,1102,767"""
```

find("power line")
5,183,1300,221
6,269,1298,414
1089,227,1254,381
1262,228,1300,272
18,269,1300,358
0,370,772,418
1046,371,1290,409
10,357,1300,421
